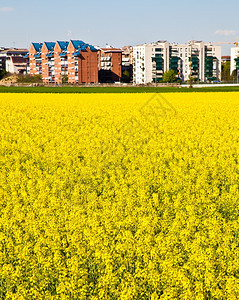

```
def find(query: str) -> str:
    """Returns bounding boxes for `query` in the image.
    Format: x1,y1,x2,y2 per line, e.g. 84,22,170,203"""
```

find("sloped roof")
46,52,54,58
71,40,98,52
57,41,69,50
32,43,43,52
71,40,85,49
59,52,67,57
44,42,56,51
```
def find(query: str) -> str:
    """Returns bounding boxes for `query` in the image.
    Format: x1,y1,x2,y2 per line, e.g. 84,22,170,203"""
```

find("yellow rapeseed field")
0,92,239,299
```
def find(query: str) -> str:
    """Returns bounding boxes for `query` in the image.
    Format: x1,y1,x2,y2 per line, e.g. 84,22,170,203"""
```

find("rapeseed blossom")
0,92,238,299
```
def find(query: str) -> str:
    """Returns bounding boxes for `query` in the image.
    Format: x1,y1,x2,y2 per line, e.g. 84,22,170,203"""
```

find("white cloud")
0,7,14,12
215,30,236,36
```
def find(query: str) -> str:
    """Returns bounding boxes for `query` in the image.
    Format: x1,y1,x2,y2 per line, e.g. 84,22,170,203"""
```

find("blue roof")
46,52,54,58
82,44,97,51
89,45,97,51
73,51,81,56
32,43,43,52
34,53,41,58
71,40,85,49
57,41,69,50
59,51,67,57
44,42,56,51
70,40,98,52
24,53,29,58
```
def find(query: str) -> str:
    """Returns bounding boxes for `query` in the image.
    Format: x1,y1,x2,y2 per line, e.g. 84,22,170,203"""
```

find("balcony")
101,56,111,61
122,62,130,67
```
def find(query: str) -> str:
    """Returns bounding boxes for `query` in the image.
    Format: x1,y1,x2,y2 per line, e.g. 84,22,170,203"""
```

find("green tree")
0,69,7,80
62,74,68,84
163,70,177,83
231,69,238,82
187,77,195,88
121,70,131,83
221,61,231,82
17,74,43,83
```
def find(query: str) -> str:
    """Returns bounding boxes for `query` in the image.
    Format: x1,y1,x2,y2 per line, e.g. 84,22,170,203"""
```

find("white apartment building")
170,41,221,82
170,41,204,82
204,43,221,81
230,47,239,75
133,41,169,84
133,41,221,84
5,56,28,74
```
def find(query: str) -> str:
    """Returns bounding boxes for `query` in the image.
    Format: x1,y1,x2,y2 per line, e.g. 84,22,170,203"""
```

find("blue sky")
0,0,238,54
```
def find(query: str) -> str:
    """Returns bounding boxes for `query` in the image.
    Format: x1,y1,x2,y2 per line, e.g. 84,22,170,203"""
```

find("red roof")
101,48,122,53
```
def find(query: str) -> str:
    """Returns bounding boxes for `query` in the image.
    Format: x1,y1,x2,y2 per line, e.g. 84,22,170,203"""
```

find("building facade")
133,41,170,84
5,57,28,74
122,46,133,82
28,40,98,84
133,41,221,84
0,48,28,73
230,47,239,76
68,40,98,84
28,43,43,77
98,48,122,83
54,41,69,84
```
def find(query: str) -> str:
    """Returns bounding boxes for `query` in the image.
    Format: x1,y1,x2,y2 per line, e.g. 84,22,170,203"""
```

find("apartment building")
54,41,69,84
98,48,122,83
204,43,221,81
133,41,170,84
230,47,239,75
41,42,56,83
0,48,28,73
67,40,98,84
122,46,133,81
0,47,8,71
133,41,221,84
28,43,43,76
28,40,98,84
5,57,28,74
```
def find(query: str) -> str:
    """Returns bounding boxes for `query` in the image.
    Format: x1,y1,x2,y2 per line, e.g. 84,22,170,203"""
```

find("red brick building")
41,42,56,84
54,41,69,84
68,40,98,84
122,46,133,82
29,43,43,76
98,48,122,83
28,40,98,84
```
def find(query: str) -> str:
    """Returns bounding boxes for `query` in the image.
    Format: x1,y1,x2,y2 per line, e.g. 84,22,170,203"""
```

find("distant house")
98,48,122,83
122,46,133,82
221,56,231,64
0,48,28,73
5,56,28,74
